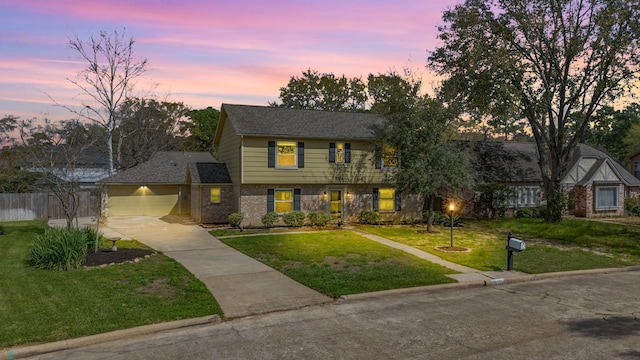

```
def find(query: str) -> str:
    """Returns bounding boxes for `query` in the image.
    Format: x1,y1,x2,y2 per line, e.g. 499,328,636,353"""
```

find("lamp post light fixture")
448,202,455,248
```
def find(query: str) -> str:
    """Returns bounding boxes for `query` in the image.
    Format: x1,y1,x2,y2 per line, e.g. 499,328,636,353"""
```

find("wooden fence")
0,191,99,221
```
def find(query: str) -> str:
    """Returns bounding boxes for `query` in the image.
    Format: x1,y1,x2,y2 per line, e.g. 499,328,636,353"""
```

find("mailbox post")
506,232,526,271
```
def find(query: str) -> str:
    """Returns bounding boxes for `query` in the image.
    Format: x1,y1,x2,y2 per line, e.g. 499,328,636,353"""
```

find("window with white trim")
277,141,297,168
382,146,399,168
275,189,294,213
596,186,618,210
507,186,540,207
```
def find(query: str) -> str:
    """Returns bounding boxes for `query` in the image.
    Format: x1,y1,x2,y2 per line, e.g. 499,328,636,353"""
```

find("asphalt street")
25,269,640,359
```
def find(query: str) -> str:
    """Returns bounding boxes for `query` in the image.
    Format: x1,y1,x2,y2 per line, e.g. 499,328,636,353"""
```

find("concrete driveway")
102,216,331,318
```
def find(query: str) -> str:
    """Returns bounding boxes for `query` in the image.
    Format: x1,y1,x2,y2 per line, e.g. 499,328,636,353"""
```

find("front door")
330,190,343,220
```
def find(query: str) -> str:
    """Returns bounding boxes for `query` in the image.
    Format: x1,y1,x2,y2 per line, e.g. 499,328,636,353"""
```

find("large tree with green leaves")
374,90,473,232
115,97,187,170
429,0,640,222
584,104,640,166
177,106,220,154
270,69,367,111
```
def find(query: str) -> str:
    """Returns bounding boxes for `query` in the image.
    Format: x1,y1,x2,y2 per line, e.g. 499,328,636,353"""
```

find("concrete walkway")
351,228,527,283
68,216,332,319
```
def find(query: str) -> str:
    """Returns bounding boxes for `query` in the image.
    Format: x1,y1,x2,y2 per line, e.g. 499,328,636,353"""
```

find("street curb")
5,266,640,358
1,315,221,359
338,265,640,303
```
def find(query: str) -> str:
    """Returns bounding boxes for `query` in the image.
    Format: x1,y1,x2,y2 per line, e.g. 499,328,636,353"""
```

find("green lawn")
220,231,457,298
0,220,222,349
357,218,640,273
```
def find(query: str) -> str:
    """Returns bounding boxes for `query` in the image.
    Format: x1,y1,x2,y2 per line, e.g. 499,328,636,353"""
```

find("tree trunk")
425,196,435,233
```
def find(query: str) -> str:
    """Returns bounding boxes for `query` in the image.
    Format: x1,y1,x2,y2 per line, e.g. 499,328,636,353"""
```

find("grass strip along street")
358,218,640,273
0,220,222,349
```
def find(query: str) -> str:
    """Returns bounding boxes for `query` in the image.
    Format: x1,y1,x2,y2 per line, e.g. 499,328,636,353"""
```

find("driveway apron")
103,216,331,318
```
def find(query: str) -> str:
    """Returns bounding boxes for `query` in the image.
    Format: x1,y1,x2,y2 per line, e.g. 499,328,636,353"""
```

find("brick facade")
190,184,236,224
237,184,423,227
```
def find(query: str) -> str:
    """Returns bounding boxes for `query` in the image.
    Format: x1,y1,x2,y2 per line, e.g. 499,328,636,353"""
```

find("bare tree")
18,119,97,228
57,29,148,175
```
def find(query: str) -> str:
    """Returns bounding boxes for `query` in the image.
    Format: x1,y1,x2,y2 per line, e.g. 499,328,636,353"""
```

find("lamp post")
448,202,455,248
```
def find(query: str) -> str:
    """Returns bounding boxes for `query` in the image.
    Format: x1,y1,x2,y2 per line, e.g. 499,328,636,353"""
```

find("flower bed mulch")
85,248,155,267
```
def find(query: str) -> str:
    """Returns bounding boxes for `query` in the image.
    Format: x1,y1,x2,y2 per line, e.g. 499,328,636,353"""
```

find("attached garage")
106,185,189,216
99,152,217,218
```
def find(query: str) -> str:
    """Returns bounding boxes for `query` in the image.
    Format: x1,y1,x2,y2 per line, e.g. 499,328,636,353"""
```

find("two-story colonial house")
214,104,423,227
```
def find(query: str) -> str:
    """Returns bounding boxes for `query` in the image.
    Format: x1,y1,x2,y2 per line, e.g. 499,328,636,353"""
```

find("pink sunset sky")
1,0,460,121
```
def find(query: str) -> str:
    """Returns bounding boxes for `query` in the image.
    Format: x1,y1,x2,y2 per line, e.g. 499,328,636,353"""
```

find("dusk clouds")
1,0,458,120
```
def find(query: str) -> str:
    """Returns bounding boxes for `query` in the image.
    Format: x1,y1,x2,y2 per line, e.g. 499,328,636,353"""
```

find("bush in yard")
625,197,640,216
358,210,381,225
0,225,4,235
228,213,244,228
476,183,514,219
261,212,279,228
283,211,306,227
307,211,332,227
516,207,546,219
29,227,90,270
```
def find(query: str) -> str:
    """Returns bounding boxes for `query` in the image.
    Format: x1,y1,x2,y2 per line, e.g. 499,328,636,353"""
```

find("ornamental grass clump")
29,227,90,271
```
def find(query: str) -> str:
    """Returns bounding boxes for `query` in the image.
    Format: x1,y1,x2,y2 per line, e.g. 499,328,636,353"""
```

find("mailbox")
506,233,525,271
508,238,526,251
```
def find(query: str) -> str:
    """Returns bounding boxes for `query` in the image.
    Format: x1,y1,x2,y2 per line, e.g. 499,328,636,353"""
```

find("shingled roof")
217,104,386,141
467,141,640,186
99,151,215,184
188,163,232,184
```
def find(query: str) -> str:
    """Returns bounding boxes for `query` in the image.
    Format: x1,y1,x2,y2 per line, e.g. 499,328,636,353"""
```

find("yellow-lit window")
210,188,221,203
379,188,395,211
336,142,344,164
383,146,398,168
275,189,293,213
277,141,297,168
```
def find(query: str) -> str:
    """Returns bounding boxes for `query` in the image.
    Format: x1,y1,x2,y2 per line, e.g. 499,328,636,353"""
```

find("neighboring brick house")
468,141,640,217
564,145,640,217
99,151,232,222
213,104,423,227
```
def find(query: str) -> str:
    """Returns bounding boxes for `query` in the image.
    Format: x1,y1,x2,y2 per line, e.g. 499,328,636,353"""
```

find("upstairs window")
329,142,351,164
635,161,640,179
376,145,399,169
268,141,304,169
277,141,297,167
